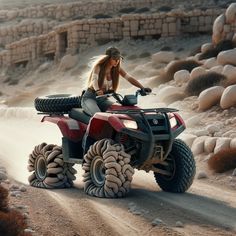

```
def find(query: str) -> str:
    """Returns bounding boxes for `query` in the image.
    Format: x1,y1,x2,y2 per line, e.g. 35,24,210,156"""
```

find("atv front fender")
86,112,129,140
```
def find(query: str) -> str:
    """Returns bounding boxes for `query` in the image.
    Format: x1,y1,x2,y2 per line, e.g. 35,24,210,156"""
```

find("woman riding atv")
81,46,151,116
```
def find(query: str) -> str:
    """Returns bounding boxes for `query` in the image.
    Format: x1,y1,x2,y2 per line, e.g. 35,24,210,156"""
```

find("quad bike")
28,89,196,198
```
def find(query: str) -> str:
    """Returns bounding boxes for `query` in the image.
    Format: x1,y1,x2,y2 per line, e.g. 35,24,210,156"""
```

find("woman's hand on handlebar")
140,87,152,96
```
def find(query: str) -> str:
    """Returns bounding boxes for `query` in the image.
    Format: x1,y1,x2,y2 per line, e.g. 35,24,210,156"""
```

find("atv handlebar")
96,88,152,106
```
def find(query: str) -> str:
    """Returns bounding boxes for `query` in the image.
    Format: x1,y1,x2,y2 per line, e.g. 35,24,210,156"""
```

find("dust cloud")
0,107,61,183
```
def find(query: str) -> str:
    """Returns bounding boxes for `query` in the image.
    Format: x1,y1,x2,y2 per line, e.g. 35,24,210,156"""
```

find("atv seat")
68,108,90,124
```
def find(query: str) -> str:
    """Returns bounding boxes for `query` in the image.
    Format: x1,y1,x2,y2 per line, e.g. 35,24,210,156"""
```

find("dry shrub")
185,72,226,96
0,185,9,212
188,45,201,56
92,14,112,19
160,59,202,83
0,210,29,236
119,7,136,14
199,40,235,60
208,148,236,173
0,185,31,236
135,7,149,13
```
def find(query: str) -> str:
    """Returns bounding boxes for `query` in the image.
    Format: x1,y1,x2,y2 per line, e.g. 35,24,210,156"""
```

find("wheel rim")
35,156,47,180
91,156,105,187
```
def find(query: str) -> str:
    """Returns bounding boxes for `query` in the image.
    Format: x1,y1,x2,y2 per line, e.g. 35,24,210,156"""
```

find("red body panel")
42,116,87,141
87,112,132,140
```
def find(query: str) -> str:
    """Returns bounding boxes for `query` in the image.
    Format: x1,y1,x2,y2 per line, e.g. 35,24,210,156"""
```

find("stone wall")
0,7,230,68
0,0,220,21
0,0,222,47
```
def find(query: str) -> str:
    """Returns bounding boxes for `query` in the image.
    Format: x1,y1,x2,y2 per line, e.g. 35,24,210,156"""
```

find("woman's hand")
96,90,104,96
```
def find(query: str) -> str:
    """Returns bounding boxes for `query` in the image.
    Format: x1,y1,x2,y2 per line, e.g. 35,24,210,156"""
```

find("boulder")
217,48,236,66
214,137,231,153
190,66,207,79
174,70,190,85
212,14,226,44
201,43,213,53
225,3,236,23
203,57,218,69
191,136,208,156
204,137,217,153
222,65,236,85
220,85,236,109
210,65,223,74
198,86,224,111
230,138,236,148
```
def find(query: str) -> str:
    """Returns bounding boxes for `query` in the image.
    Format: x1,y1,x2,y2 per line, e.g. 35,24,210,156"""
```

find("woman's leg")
81,91,101,116
97,97,114,112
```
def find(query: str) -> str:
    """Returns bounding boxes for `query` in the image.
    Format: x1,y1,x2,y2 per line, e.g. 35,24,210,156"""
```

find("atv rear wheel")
82,139,134,198
154,139,195,193
34,94,80,112
28,143,77,188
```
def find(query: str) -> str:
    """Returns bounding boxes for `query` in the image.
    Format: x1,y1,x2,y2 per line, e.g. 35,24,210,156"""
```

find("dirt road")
11,171,236,236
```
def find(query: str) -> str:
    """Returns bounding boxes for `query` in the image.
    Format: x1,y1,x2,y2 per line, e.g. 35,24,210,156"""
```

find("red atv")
28,89,196,198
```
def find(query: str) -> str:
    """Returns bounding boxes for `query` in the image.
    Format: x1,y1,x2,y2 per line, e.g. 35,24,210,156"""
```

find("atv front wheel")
154,139,195,193
82,139,134,198
28,143,77,188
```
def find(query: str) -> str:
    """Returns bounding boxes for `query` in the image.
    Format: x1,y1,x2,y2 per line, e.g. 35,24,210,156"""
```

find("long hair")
87,55,121,92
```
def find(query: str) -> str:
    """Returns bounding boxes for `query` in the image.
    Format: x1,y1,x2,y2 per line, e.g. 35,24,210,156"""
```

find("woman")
81,46,151,116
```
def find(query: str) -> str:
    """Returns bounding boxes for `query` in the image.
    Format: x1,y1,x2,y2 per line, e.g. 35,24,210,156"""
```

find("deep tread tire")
28,143,77,188
82,139,134,198
34,94,80,112
154,139,196,193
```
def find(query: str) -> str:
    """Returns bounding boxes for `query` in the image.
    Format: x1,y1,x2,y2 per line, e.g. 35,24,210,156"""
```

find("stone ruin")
0,0,234,69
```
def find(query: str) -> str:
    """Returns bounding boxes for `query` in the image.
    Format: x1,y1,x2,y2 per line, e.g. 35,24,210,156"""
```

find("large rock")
214,137,231,153
190,66,207,80
225,3,236,23
230,138,236,148
203,57,217,69
174,70,190,85
222,65,236,85
201,43,213,53
191,136,208,156
212,14,226,44
210,65,223,74
151,51,175,64
198,86,224,111
220,85,236,109
204,137,217,153
217,49,236,66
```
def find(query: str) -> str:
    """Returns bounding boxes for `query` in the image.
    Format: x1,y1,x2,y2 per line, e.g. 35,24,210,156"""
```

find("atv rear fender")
42,116,86,141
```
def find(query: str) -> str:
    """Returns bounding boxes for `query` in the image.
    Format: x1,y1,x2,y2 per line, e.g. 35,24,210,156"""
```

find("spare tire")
35,94,81,112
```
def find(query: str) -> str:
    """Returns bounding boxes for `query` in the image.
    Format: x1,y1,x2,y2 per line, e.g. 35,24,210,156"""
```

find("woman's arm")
120,68,144,89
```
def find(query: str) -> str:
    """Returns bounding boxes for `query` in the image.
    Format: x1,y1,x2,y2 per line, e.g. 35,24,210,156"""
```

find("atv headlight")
169,116,177,128
121,119,138,129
